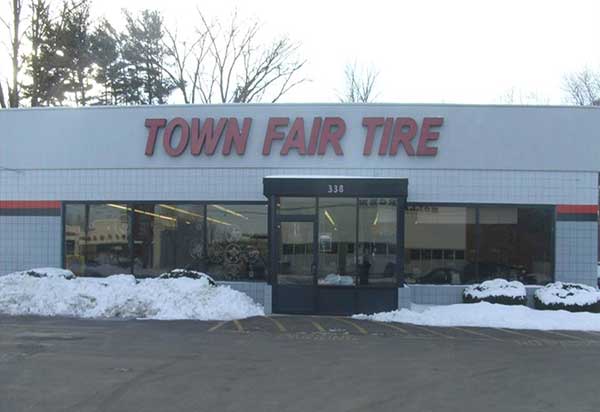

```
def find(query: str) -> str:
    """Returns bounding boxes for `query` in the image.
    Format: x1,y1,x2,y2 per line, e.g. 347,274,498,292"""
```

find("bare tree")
163,10,306,104
0,80,6,107
497,87,550,105
563,69,600,106
0,0,24,107
162,26,210,104
340,63,378,103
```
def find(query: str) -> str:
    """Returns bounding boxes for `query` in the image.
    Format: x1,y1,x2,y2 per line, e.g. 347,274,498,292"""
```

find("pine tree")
60,0,94,106
120,9,174,105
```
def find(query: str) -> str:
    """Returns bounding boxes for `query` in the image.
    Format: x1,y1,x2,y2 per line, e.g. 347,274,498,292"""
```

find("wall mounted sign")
144,116,444,158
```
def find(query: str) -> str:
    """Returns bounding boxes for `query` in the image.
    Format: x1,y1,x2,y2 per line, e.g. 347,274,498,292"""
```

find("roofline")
2,102,600,112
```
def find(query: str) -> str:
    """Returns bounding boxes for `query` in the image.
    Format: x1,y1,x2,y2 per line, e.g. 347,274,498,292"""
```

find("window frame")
405,202,556,284
62,200,268,279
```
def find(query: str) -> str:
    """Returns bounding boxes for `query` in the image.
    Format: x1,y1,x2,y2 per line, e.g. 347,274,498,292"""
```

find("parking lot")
2,315,600,412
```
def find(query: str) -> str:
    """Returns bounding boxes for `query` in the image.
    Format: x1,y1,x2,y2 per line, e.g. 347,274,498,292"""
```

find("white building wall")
1,167,596,205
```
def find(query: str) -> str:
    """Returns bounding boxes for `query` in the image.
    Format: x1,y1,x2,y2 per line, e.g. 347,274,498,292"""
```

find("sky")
3,0,600,105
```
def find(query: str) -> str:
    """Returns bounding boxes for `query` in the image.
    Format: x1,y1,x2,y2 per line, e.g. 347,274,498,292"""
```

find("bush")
534,282,600,313
463,279,527,305
20,268,75,280
158,269,216,286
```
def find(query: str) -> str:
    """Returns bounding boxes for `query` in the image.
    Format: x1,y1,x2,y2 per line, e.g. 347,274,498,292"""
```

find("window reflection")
358,198,397,286
317,198,357,285
207,204,268,281
66,203,131,276
404,206,476,285
478,207,553,285
132,204,205,277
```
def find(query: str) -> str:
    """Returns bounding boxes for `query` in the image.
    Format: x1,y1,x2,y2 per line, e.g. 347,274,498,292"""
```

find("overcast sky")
4,0,600,105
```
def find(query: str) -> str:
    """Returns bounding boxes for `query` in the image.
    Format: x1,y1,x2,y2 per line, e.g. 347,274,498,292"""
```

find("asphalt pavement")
1,314,599,412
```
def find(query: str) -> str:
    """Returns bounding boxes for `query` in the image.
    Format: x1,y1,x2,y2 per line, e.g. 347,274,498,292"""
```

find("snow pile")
463,279,526,304
354,302,600,331
0,269,263,320
534,282,600,311
318,274,354,286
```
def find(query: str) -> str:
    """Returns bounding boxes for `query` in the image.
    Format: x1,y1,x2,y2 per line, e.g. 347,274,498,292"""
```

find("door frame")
265,177,408,315
272,215,318,314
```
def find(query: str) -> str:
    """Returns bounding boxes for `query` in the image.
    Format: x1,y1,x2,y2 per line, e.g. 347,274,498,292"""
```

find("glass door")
277,221,316,286
274,219,318,314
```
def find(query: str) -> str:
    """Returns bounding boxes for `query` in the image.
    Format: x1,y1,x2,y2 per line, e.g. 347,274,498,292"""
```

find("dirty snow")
354,302,600,331
463,279,526,299
0,269,263,320
535,282,600,306
318,274,354,286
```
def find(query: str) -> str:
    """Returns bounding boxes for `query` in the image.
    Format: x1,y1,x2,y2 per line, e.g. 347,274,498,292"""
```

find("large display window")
64,202,267,280
404,205,554,285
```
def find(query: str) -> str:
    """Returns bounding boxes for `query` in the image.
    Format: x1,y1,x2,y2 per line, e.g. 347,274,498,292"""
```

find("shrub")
534,282,600,313
20,268,75,280
158,269,216,286
463,279,527,305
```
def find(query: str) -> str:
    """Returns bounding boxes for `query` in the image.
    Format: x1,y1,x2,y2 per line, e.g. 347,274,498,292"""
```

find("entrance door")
273,220,317,314
271,196,401,315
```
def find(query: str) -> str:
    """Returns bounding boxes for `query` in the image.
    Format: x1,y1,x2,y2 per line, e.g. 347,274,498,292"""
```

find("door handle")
310,262,317,276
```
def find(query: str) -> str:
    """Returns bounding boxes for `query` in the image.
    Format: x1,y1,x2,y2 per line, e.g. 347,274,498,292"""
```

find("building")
0,103,598,315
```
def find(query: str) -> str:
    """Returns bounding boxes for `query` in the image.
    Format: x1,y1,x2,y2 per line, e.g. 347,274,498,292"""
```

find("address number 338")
327,184,344,194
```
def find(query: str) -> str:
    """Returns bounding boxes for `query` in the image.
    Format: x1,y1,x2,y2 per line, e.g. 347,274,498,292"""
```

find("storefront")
0,104,598,314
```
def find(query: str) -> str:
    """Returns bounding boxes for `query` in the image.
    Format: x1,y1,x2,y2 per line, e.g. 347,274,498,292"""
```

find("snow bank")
535,282,600,307
354,302,600,331
464,279,526,300
0,270,263,320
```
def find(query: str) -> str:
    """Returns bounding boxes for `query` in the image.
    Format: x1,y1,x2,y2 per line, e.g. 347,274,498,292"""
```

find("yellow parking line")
336,318,368,335
495,328,536,339
267,317,287,333
375,321,408,334
208,321,226,332
232,320,244,332
311,321,326,333
411,325,455,339
452,327,503,341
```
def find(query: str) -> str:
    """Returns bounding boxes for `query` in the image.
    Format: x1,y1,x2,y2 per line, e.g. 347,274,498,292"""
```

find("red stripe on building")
556,205,599,215
0,201,61,209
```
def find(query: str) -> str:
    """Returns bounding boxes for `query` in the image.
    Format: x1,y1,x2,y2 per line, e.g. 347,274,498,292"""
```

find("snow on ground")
0,269,264,320
354,302,600,331
463,279,526,299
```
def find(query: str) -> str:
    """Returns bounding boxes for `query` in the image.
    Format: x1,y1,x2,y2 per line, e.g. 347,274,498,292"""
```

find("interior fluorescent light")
108,204,231,226
373,211,379,226
107,204,176,223
159,204,203,218
209,204,248,220
324,209,336,227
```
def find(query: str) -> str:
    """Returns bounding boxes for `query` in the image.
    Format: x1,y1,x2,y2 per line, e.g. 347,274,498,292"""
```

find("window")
77,204,131,276
317,198,357,284
357,198,397,285
131,204,205,277
278,197,316,215
404,205,554,285
404,206,477,285
206,204,268,281
477,207,553,285
64,204,86,275
65,202,267,281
